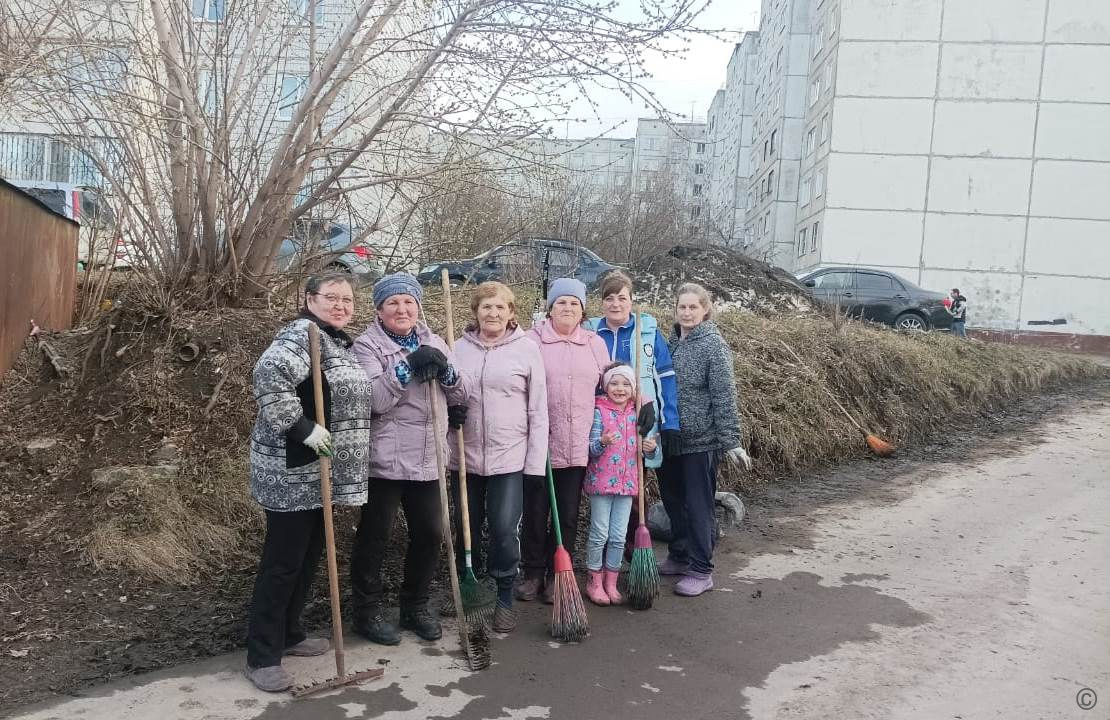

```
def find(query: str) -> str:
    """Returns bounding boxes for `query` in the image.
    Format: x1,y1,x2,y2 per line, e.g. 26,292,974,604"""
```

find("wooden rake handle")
633,307,647,521
308,323,346,678
440,269,473,553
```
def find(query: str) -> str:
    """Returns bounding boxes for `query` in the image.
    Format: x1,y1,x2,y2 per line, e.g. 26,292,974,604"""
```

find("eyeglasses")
313,292,354,307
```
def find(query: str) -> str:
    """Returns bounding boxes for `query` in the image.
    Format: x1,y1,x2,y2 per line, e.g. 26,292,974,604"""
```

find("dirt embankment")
0,260,1106,711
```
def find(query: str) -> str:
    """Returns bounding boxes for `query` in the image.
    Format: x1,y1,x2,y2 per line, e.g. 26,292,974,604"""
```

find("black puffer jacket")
667,321,741,455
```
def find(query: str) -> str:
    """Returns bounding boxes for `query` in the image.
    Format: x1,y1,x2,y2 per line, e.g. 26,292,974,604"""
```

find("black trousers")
350,478,442,617
520,466,585,577
246,508,325,668
450,471,523,587
657,451,719,574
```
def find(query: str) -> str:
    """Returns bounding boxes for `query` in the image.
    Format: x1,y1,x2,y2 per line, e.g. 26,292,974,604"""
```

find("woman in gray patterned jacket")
657,282,749,598
244,273,372,693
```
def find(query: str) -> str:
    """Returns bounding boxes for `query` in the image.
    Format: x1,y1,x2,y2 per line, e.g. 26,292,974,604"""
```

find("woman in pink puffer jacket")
519,278,610,604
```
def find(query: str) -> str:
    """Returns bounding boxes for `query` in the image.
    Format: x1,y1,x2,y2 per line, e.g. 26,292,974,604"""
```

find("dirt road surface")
7,395,1108,720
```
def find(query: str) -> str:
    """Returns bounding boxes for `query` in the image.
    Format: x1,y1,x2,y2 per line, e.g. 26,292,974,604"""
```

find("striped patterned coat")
250,315,372,511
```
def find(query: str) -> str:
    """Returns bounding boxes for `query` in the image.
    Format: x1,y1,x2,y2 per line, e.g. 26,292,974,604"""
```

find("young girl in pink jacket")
584,363,660,606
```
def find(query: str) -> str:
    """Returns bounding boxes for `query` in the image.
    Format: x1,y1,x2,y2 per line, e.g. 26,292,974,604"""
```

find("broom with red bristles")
627,307,660,610
546,457,588,642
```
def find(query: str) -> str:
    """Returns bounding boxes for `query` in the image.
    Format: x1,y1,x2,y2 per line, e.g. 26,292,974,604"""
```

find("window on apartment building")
767,169,775,196
814,26,824,56
696,142,706,153
815,169,825,197
278,75,307,121
694,162,705,175
691,205,702,219
810,78,822,107
820,114,829,142
199,70,218,115
824,62,833,92
810,221,820,251
0,134,46,180
775,48,783,73
797,228,807,256
806,127,817,155
764,211,771,235
769,130,777,156
192,0,225,21
800,175,811,205
289,0,325,22
693,184,703,197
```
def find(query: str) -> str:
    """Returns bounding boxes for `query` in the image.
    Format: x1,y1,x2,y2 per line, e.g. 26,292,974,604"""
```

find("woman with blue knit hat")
350,272,471,646
520,277,610,603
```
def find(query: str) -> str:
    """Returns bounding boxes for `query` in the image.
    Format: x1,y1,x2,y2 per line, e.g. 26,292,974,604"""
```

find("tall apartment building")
706,34,760,247
787,0,1110,338
631,118,710,223
742,0,815,262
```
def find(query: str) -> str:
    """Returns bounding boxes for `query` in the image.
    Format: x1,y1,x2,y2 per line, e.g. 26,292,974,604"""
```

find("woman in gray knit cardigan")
657,282,750,597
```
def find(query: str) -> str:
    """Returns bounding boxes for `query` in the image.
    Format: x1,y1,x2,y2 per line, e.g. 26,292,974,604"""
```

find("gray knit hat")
546,277,587,310
373,272,422,307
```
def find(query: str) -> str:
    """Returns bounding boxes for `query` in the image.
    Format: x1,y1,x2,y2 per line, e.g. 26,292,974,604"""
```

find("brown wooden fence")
0,179,78,379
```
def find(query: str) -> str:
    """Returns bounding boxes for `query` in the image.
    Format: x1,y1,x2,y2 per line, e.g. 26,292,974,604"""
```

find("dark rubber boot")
399,604,442,641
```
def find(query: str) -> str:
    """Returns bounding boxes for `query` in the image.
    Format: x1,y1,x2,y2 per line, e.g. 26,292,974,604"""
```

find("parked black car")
798,267,952,331
417,238,617,290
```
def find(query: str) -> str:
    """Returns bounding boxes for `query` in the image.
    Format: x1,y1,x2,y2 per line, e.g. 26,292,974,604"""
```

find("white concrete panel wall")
826,154,929,210
1020,276,1110,334
941,0,1047,42
821,209,924,266
840,0,942,40
831,98,934,154
1035,104,1110,161
836,42,939,97
919,269,1023,327
921,213,1027,272
938,45,1043,99
1041,46,1110,101
1025,218,1110,277
1030,160,1110,220
931,101,1037,157
1046,0,1110,43
927,158,1033,215
784,76,810,126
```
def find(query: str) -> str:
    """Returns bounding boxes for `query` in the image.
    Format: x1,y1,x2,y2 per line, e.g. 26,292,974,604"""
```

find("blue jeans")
952,320,967,338
586,494,634,571
450,471,523,587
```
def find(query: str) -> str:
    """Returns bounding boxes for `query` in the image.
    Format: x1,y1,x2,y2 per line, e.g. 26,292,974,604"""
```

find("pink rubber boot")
586,570,610,606
603,570,623,605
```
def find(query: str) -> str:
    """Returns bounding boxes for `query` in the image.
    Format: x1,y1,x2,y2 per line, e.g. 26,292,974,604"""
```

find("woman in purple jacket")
350,273,470,646
448,282,547,633
520,278,610,603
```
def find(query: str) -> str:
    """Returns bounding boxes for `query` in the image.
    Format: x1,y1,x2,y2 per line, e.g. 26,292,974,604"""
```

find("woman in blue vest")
588,270,681,558
588,270,680,454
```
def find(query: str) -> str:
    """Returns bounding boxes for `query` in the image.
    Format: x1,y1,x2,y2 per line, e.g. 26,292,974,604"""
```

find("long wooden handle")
428,382,467,640
309,323,346,678
440,269,474,554
633,307,646,521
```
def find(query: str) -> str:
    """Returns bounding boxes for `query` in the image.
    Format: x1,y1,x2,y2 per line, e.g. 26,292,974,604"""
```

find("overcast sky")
555,0,763,139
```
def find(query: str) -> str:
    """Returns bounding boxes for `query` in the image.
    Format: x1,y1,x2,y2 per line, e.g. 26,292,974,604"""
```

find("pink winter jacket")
526,320,610,470
353,321,471,482
449,327,548,477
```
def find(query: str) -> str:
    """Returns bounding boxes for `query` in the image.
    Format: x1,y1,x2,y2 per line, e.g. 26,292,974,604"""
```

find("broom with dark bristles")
627,307,660,610
546,458,588,642
440,269,496,627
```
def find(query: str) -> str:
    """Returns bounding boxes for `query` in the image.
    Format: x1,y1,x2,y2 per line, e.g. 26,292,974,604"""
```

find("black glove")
637,403,657,436
661,429,682,457
407,345,448,383
447,404,468,429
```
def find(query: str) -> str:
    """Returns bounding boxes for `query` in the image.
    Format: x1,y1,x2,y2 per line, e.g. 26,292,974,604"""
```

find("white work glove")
303,424,334,457
725,446,752,471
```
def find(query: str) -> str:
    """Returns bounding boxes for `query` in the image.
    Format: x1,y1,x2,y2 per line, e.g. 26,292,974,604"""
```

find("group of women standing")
243,268,744,693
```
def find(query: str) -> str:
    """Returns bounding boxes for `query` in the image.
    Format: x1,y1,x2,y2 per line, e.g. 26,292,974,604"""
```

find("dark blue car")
417,238,617,290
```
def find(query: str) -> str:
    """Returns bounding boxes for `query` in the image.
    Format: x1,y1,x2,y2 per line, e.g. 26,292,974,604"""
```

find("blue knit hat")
373,272,422,308
546,277,587,310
